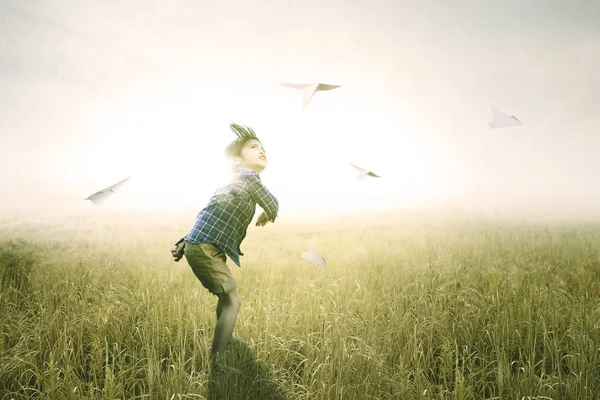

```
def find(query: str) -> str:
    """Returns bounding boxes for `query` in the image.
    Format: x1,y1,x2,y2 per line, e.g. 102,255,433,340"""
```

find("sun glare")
75,80,293,212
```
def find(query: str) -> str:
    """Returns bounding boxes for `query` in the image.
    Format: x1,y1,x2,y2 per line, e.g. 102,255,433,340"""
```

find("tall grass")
1,211,599,399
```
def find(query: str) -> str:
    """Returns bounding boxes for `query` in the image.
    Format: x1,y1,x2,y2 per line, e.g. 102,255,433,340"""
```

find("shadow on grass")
207,341,287,400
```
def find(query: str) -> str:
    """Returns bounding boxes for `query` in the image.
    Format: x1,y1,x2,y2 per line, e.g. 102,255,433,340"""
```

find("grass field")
1,210,599,399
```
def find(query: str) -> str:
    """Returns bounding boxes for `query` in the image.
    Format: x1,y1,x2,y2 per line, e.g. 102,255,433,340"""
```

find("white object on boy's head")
489,106,522,129
348,162,381,181
277,82,341,109
85,176,132,206
301,244,327,268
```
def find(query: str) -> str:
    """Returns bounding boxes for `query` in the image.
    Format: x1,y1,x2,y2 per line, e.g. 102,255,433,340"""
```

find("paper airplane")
301,244,327,268
278,82,341,109
349,162,381,181
85,176,132,206
489,107,521,129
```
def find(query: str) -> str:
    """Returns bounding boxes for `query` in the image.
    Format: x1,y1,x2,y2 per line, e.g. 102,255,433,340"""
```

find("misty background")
1,0,599,222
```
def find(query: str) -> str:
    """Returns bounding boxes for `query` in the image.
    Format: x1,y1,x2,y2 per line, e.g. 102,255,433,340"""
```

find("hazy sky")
1,0,599,220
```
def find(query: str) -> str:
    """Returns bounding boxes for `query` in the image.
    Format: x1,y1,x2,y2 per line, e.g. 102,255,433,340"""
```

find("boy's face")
234,138,268,173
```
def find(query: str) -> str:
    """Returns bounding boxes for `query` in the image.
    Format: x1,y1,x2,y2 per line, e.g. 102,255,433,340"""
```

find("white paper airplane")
301,244,327,268
349,162,381,181
278,82,341,109
85,176,132,206
489,107,522,129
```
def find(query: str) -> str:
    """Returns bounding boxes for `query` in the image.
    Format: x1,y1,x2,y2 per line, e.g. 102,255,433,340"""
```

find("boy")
171,122,279,374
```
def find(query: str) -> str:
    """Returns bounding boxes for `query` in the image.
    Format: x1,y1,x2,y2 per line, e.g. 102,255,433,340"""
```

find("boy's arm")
245,173,279,222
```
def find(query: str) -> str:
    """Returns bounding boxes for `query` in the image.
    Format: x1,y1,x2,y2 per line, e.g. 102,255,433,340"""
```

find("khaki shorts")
184,241,238,295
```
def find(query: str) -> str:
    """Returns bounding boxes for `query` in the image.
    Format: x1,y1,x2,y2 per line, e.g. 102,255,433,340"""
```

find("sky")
1,0,599,221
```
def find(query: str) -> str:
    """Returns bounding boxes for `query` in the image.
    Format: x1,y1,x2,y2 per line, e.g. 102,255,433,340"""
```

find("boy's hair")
224,122,261,158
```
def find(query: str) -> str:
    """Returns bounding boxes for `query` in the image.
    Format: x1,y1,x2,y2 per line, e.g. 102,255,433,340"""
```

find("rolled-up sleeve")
244,171,279,222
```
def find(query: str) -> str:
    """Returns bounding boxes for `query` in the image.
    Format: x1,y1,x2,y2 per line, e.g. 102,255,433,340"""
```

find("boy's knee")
222,290,241,310
231,291,241,310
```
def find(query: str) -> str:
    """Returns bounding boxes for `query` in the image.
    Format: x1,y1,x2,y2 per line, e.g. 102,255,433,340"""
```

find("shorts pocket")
202,243,224,258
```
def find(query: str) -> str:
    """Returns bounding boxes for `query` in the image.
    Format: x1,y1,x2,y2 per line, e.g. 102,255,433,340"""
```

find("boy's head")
225,123,268,173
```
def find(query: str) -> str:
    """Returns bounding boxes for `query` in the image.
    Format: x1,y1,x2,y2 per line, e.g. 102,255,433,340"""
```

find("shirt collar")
235,167,259,174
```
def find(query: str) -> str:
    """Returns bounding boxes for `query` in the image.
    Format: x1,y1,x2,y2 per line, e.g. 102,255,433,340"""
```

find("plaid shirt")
185,167,279,267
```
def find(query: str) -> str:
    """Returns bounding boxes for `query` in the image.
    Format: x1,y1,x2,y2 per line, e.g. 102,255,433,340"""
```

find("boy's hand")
171,237,186,262
255,211,270,227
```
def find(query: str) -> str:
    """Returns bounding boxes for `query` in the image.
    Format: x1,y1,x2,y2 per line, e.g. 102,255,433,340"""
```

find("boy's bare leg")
216,294,245,344
211,289,242,373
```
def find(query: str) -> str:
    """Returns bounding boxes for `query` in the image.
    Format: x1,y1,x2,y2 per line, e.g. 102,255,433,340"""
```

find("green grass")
1,211,599,399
